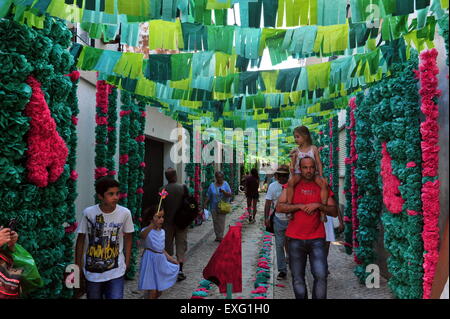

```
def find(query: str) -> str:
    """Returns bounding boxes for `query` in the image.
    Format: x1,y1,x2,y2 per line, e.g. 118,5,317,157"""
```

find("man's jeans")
86,276,124,299
288,238,327,299
273,215,289,273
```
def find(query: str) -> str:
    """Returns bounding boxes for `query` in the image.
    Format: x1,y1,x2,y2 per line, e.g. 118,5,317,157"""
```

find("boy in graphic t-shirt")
75,177,135,299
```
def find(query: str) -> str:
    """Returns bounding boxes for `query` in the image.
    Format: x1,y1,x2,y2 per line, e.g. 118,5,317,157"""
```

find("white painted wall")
74,76,97,223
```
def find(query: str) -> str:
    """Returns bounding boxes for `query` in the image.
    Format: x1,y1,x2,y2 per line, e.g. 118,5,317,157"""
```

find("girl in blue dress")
139,206,179,299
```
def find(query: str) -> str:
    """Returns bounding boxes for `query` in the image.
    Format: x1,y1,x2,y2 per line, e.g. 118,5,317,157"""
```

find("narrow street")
124,193,393,299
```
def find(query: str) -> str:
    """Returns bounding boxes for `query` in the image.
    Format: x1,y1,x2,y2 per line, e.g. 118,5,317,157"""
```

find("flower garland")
25,76,69,188
348,97,361,266
343,106,353,254
118,90,132,205
331,116,339,206
234,161,240,195
368,52,424,299
380,142,404,214
319,125,330,181
0,16,78,298
106,85,118,174
116,92,148,279
417,48,441,299
125,94,147,279
354,90,382,283
202,137,215,202
250,231,273,299
94,79,111,182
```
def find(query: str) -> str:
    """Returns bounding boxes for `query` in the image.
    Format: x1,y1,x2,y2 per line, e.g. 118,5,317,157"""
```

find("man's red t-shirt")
285,180,328,240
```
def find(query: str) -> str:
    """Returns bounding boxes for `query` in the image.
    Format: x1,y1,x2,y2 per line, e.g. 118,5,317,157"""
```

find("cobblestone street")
124,193,394,299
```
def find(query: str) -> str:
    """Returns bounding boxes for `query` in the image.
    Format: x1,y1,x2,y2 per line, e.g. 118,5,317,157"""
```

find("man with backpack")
160,168,198,282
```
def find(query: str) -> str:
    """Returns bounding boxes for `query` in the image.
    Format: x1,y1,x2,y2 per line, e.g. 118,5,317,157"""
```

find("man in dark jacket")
161,168,188,281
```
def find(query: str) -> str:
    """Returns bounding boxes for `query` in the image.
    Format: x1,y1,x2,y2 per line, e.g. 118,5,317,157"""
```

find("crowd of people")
71,125,344,300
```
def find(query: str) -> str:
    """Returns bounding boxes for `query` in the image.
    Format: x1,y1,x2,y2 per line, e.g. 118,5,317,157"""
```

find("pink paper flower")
25,76,68,187
95,115,108,125
95,167,109,179
119,154,129,165
135,135,145,142
120,110,132,117
71,116,78,125
380,142,404,214
64,222,78,233
70,170,78,181
65,70,80,82
417,49,441,299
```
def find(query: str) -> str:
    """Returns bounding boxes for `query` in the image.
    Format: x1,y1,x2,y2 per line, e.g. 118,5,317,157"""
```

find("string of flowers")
0,16,78,298
250,231,273,299
94,79,111,187
417,48,441,299
124,94,147,279
194,129,202,205
353,89,382,283
368,51,424,299
118,90,132,205
331,116,339,206
105,85,118,174
63,69,81,263
321,125,330,181
348,97,361,265
328,118,333,190
343,106,353,254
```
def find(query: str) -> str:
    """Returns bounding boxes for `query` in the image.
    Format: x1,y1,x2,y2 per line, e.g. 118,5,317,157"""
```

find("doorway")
141,137,164,212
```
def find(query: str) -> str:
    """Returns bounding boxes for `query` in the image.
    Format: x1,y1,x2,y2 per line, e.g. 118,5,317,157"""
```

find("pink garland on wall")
349,97,362,265
417,49,441,299
380,142,405,214
329,118,333,188
94,80,111,179
25,76,68,187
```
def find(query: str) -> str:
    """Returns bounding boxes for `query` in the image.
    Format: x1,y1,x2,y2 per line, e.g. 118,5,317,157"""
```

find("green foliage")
343,108,353,255
0,16,77,298
118,91,147,279
369,52,423,299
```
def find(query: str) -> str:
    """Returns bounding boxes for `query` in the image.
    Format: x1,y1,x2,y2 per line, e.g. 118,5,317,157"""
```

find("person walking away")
277,156,337,299
245,168,260,223
264,165,290,280
139,206,179,299
160,168,188,281
203,171,232,242
287,126,328,223
75,177,134,299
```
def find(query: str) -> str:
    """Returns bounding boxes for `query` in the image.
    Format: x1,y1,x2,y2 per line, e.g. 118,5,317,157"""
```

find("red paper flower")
119,154,129,165
70,170,78,181
25,76,69,187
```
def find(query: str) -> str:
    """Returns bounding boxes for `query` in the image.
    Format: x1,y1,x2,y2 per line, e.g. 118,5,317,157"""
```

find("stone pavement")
123,192,394,299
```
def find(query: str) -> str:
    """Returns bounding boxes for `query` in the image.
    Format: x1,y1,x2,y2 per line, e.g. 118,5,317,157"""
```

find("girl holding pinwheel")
138,191,180,299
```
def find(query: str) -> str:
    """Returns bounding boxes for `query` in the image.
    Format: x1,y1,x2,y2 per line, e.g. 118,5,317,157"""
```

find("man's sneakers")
177,271,186,282
277,271,287,280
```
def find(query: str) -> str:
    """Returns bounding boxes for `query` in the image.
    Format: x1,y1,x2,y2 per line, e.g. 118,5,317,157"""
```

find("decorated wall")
0,16,78,298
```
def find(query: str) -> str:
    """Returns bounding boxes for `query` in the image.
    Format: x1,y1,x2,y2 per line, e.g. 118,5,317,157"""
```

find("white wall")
143,107,186,184
74,76,97,223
